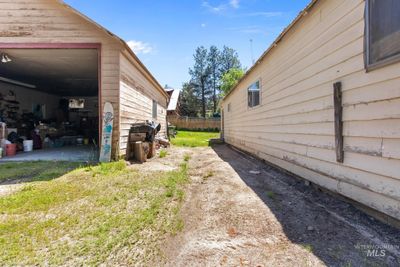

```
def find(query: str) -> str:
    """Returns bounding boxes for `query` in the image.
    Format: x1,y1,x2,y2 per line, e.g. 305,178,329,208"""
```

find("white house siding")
222,0,400,223
119,52,168,157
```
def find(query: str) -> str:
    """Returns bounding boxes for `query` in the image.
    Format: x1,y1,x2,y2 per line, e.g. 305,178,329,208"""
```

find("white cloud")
201,23,207,28
202,1,284,19
127,40,153,55
202,0,240,13
202,1,225,13
241,11,283,18
230,0,240,9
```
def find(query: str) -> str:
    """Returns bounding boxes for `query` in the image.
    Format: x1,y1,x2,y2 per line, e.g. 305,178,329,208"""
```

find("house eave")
222,0,320,102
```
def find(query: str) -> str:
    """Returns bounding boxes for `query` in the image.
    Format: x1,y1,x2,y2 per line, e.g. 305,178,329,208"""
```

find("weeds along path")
164,145,400,267
0,152,190,266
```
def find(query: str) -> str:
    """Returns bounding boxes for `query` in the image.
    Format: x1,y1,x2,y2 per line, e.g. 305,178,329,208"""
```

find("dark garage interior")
0,48,100,162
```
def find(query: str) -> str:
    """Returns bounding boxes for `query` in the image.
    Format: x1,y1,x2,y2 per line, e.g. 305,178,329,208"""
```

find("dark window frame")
365,0,400,71
247,80,261,108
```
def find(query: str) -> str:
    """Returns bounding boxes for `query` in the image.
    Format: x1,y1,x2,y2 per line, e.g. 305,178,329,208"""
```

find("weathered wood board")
99,102,114,162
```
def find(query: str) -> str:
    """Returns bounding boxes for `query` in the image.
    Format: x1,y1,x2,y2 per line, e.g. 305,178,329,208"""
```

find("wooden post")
134,141,147,163
147,142,156,159
125,134,131,161
333,82,344,163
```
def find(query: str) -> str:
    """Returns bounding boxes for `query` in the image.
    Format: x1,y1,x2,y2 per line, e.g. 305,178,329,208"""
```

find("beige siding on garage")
0,0,122,158
223,0,400,222
1,0,168,160
119,52,168,157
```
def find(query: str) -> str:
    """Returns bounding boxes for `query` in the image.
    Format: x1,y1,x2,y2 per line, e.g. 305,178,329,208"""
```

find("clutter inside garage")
0,49,99,161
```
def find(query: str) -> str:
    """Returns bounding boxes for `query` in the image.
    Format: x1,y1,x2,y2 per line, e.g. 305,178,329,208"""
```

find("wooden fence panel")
168,116,221,130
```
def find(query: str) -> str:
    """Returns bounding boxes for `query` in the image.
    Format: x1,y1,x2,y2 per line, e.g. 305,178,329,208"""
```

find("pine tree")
189,46,211,118
220,46,242,75
179,82,198,117
185,45,242,117
207,45,221,113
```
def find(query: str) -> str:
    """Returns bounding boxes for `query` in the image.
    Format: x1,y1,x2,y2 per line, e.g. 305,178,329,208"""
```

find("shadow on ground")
212,144,400,267
0,161,91,186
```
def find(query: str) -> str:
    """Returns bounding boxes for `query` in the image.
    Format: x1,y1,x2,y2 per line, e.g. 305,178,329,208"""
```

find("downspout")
221,107,224,140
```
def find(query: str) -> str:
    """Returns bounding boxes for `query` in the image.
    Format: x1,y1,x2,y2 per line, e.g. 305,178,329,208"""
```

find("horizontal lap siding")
0,0,122,159
119,53,167,156
223,0,400,221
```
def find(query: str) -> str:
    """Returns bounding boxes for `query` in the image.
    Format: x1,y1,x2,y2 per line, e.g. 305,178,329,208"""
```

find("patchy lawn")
171,130,220,147
0,158,189,266
0,161,82,183
2,145,398,266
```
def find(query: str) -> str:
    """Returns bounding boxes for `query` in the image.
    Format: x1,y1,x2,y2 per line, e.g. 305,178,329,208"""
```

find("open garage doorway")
0,44,101,162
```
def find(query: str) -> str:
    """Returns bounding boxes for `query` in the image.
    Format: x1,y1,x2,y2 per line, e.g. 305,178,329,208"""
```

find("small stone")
249,170,261,175
304,180,311,186
227,227,238,237
307,226,315,231
386,255,395,264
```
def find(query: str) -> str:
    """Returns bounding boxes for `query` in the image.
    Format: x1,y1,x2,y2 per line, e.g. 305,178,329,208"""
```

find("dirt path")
164,145,400,267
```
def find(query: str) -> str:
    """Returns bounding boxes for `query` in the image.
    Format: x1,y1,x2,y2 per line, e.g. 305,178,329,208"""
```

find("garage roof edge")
57,0,169,100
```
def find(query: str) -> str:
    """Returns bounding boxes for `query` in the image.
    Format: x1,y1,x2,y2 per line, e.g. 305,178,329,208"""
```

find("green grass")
265,191,276,199
0,160,189,265
159,149,168,158
0,161,82,183
175,127,219,133
203,171,214,180
301,244,314,253
183,153,191,162
171,130,220,147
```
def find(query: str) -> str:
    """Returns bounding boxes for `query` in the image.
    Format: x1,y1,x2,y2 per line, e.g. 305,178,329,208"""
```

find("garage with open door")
0,47,100,162
0,0,169,162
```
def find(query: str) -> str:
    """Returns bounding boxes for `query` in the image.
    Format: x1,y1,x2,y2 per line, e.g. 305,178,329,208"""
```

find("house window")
365,0,400,70
152,100,157,119
248,80,260,108
227,103,231,112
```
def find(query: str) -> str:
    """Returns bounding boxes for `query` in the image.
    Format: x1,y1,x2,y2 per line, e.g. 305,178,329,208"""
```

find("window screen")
248,80,260,108
366,0,400,68
152,100,157,119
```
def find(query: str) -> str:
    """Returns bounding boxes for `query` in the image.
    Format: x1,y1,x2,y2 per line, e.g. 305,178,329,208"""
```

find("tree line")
179,45,245,118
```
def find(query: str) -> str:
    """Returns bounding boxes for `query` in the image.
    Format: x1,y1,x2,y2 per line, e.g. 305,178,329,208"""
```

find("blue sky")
64,0,309,89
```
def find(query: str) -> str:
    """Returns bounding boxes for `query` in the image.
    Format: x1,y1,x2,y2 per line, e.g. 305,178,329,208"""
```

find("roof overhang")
222,0,320,101
167,89,180,111
57,0,169,101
